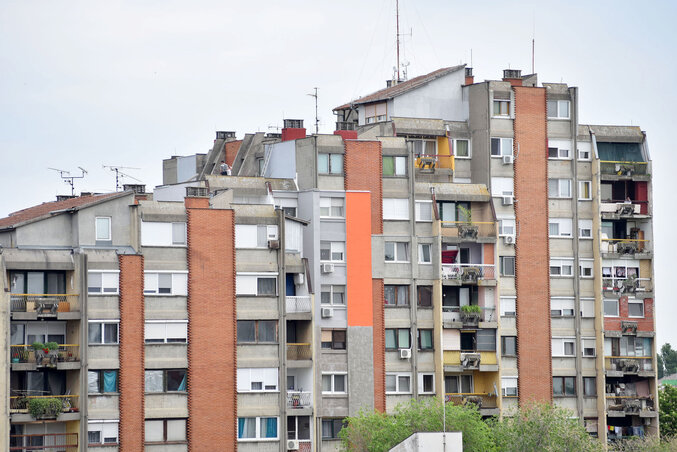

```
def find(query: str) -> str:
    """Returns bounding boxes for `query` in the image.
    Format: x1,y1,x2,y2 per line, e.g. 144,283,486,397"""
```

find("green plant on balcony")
45,342,59,351
28,397,63,419
460,304,482,323
457,205,479,239
460,305,482,314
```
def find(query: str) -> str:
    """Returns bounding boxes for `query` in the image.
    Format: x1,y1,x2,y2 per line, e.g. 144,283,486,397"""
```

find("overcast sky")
1,1,675,345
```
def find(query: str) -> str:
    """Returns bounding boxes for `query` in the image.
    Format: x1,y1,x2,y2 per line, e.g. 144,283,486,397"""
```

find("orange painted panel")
346,191,373,327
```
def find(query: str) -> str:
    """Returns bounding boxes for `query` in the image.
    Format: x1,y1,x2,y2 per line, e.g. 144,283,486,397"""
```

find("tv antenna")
102,165,142,191
48,167,87,195
307,87,319,135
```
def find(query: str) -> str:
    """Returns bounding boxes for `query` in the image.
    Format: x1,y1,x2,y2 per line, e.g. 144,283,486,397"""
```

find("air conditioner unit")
293,273,304,285
504,235,515,245
321,307,334,318
268,239,280,249
321,263,334,273
502,155,514,165
502,195,514,206
287,439,300,450
400,349,412,359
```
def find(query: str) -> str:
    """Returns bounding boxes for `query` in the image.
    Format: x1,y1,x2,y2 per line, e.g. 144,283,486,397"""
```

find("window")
584,377,596,396
491,177,514,197
385,328,410,349
445,375,473,394
628,299,645,317
415,201,433,222
383,198,409,220
385,241,409,262
237,417,278,440
491,138,513,157
417,286,432,307
318,153,343,174
321,285,345,306
605,336,653,358
502,377,518,397
579,220,593,239
417,329,433,350
580,260,593,278
141,222,186,246
237,320,277,343
235,224,279,248
579,181,592,200
320,197,344,217
547,100,570,119
95,217,112,241
550,259,574,277
87,271,119,294
581,298,595,318
410,139,437,157
144,272,188,296
553,377,575,396
88,370,118,393
88,421,118,445
364,102,387,124
257,158,264,176
437,201,470,222
548,179,572,198
322,373,346,394
145,369,187,392
320,242,345,262
237,368,278,392
282,206,297,217
287,415,311,441
500,297,516,316
321,330,346,350
321,419,345,440
502,336,517,356
582,338,596,357
552,338,576,357
88,321,119,344
236,274,278,295
383,156,407,176
499,219,515,236
551,298,575,317
578,147,591,161
549,218,573,237
493,99,511,117
500,256,515,277
418,244,432,264
604,299,619,317
454,139,470,158
384,285,409,306
144,321,188,343
386,373,412,394
476,329,496,351
419,373,435,394
548,146,570,159
145,419,187,443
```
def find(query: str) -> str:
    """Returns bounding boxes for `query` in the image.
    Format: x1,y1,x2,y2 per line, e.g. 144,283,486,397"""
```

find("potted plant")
456,205,478,239
28,397,63,419
460,304,482,324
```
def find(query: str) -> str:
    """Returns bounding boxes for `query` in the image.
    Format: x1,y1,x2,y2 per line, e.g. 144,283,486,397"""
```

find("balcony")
606,395,656,418
286,343,312,364
10,344,80,370
442,306,496,326
601,238,651,258
10,294,79,320
286,296,312,314
444,393,499,416
441,264,495,285
443,351,497,372
10,394,80,422
605,356,654,377
600,201,649,219
10,433,78,452
286,391,312,409
599,161,649,179
440,221,497,242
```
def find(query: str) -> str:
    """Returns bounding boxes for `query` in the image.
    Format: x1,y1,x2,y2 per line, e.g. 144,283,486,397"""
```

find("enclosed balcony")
605,356,654,377
9,271,80,320
443,372,499,417
437,201,496,244
286,320,312,366
443,329,498,372
10,432,78,452
600,180,650,218
597,142,649,181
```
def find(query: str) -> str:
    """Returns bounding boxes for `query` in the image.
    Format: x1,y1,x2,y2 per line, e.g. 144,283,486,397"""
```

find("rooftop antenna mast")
307,87,319,135
48,167,87,196
396,0,401,82
102,165,141,191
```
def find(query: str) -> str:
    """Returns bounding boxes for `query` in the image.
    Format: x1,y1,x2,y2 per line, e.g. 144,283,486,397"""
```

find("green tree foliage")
660,344,677,376
659,385,677,438
609,435,677,452
491,403,604,452
658,354,665,379
338,398,495,452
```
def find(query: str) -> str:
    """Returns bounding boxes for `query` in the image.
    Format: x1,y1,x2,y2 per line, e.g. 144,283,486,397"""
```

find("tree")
658,353,665,379
339,398,495,452
659,384,677,438
491,403,604,452
660,344,677,376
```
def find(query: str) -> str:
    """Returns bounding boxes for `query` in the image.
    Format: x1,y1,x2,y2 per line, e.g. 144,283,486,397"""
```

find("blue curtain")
103,370,117,393
264,418,277,438
238,418,245,439
178,373,187,391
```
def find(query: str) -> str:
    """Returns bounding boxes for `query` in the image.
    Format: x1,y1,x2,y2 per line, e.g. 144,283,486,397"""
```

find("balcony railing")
599,160,648,177
605,356,653,373
606,395,655,415
336,121,356,131
600,202,648,216
10,294,78,314
440,221,497,240
286,296,312,314
286,391,312,409
10,433,78,451
603,277,652,294
442,306,496,323
441,264,495,282
10,394,79,414
286,343,312,360
601,238,651,255
414,154,453,170
444,393,497,410
10,344,80,365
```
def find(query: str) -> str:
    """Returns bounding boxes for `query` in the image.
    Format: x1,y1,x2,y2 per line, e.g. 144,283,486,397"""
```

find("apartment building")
0,64,656,451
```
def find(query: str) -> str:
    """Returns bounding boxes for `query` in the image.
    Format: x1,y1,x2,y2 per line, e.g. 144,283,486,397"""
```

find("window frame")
383,198,410,220
415,201,433,222
321,329,347,350
418,373,436,394
501,377,518,397
453,139,471,158
550,258,574,277
548,178,572,199
549,218,573,238
145,418,187,444
95,216,112,241
550,298,575,318
578,181,592,201
501,336,517,356
88,369,119,394
579,219,593,239
579,259,593,278
145,369,188,393
499,256,515,277
321,418,345,440
320,285,346,307
548,146,570,160
417,329,433,351
88,420,119,446
382,155,407,176
237,367,279,392
236,320,278,343
385,372,412,394
553,376,576,396
490,137,513,157
384,285,409,307
418,243,432,264
628,299,645,318
581,337,596,357
583,377,597,396
547,100,570,119
237,416,279,441
498,218,515,237
321,373,347,394
492,99,511,117
385,328,411,350
87,270,120,295
319,197,345,218
88,320,119,345
318,153,343,175
417,285,433,308
500,297,516,316
144,320,188,344
552,337,576,357
384,241,410,263
320,241,345,263
603,299,620,317
143,271,188,296
578,147,591,161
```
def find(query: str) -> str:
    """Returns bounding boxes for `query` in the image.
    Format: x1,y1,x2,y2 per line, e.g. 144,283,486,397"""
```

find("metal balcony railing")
599,160,648,176
441,264,495,282
10,394,79,413
444,393,497,409
10,294,78,314
286,391,312,409
442,306,496,323
605,395,655,415
601,238,651,254
603,277,652,294
286,343,312,360
600,201,649,216
286,296,312,314
440,221,497,240
10,344,80,365
605,356,653,373
10,433,78,451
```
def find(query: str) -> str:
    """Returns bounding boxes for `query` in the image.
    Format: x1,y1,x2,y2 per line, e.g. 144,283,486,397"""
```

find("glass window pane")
398,376,410,393
502,138,512,156
383,156,394,176
553,378,563,395
386,375,396,392
158,274,172,294
395,156,406,175
166,370,186,391
103,370,118,393
397,286,408,306
88,371,100,393
417,286,432,307
548,180,558,197
456,140,468,157
88,272,102,293
560,101,569,118
384,242,395,261
96,218,111,240
445,376,459,394
89,324,102,344
172,223,186,244
322,375,332,392
238,418,256,439
565,377,575,395
258,321,277,342
398,329,410,349
385,329,396,349
330,154,343,174
334,375,345,392
166,419,186,441
396,242,407,261
104,323,118,343
317,154,329,173
237,321,256,342
257,278,276,295
260,418,277,439
491,138,500,156
384,286,396,305
145,370,163,392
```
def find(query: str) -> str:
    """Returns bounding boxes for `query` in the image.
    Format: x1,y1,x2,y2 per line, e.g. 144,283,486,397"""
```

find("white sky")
1,1,675,345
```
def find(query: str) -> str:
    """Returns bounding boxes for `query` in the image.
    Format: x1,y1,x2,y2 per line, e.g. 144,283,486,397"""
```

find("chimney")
215,131,236,140
502,69,524,86
281,119,306,142
334,120,358,140
56,195,76,202
465,67,474,85
123,184,146,194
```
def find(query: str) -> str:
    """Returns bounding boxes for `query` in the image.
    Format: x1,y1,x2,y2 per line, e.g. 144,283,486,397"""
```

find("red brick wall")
372,278,385,412
118,254,145,451
604,296,654,332
224,140,242,167
334,130,358,140
513,86,553,403
281,128,306,141
344,140,383,234
185,199,237,450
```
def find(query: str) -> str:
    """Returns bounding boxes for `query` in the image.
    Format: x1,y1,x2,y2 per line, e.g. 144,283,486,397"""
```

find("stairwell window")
95,217,112,242
386,373,412,394
385,241,409,262
547,100,570,119
491,138,513,157
499,256,515,277
318,153,343,175
383,156,407,176
579,181,592,200
548,179,572,198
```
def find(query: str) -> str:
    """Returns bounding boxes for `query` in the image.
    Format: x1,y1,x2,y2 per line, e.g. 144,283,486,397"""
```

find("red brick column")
344,140,383,235
372,279,386,412
118,254,145,451
185,197,237,450
224,140,242,167
513,86,553,403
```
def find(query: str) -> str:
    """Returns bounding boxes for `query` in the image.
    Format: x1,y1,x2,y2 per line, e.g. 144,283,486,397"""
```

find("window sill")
145,391,188,395
237,390,279,394
454,156,471,159
502,354,517,358
89,343,120,346
237,438,279,442
237,342,279,345
384,305,411,309
417,306,433,309
88,293,120,296
88,392,120,396
318,173,344,177
553,394,577,398
386,392,413,396
578,199,592,202
321,349,347,354
383,175,408,178
320,305,347,309
418,349,434,353
547,117,570,121
385,261,411,264
88,444,119,448
319,217,345,221
322,393,347,397
490,155,514,158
